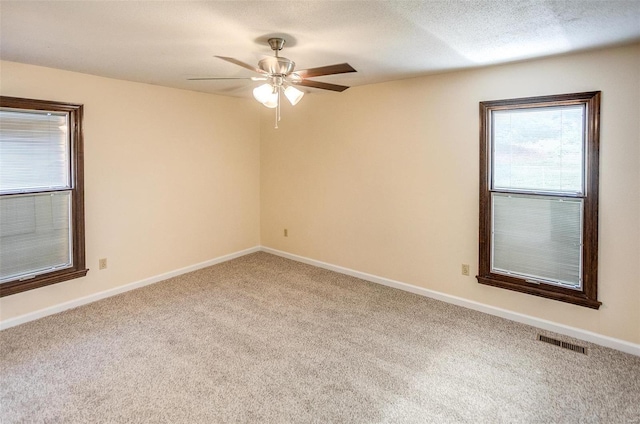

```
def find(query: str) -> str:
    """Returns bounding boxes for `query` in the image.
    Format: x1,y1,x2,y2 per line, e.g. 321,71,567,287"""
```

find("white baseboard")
261,246,640,357
3,244,638,357
0,246,261,331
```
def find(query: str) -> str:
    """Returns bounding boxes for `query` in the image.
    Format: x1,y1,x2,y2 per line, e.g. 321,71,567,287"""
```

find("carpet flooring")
1,252,639,423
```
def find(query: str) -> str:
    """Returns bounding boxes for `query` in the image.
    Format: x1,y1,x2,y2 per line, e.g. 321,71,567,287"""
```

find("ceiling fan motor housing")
259,56,295,75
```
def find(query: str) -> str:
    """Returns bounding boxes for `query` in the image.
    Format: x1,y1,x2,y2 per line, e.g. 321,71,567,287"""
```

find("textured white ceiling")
1,1,639,98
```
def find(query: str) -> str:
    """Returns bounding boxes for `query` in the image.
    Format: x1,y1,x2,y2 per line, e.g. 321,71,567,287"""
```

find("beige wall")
0,61,261,321
2,44,639,346
261,44,640,344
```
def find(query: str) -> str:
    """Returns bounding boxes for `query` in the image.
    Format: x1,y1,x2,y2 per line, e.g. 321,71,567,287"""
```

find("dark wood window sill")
0,269,89,297
477,274,602,309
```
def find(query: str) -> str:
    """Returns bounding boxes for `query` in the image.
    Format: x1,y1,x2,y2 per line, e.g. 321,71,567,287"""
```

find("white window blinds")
0,192,72,282
0,109,70,194
0,108,73,283
491,193,582,288
490,104,587,290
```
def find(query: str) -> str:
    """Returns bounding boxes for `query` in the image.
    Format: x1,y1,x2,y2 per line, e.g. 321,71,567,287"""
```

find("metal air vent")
538,334,587,354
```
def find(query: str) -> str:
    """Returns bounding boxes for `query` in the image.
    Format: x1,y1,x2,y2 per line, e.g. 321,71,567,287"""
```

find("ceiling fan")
189,38,357,128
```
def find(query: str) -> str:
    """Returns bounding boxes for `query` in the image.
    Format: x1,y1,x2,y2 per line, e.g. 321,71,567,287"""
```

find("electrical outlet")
461,264,470,276
99,258,107,270
284,229,288,237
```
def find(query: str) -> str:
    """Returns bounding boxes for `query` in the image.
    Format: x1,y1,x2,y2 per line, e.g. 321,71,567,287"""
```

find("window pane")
0,109,70,193
0,191,72,283
491,193,582,289
492,105,584,194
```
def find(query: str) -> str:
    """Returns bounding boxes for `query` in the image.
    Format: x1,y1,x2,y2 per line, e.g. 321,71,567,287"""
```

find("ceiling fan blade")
215,56,267,74
188,77,266,81
294,79,350,92
295,63,356,78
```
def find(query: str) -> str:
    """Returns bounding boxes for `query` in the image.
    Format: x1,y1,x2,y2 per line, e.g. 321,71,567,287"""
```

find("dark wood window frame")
0,96,88,297
477,91,601,309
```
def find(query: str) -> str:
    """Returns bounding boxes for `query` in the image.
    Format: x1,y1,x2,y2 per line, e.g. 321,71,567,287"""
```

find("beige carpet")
1,252,639,423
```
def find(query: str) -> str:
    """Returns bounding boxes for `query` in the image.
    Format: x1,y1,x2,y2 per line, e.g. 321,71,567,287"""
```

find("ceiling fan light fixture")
284,86,304,106
262,92,278,109
200,38,356,128
253,83,275,104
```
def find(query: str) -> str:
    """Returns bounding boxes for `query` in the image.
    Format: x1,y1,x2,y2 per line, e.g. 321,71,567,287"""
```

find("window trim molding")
0,96,88,297
477,91,601,309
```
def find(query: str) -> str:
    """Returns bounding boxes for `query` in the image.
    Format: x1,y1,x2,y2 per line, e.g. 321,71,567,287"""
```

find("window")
0,96,87,297
477,92,601,309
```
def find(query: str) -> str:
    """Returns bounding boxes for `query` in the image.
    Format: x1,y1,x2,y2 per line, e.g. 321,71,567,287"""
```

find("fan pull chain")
274,87,281,129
